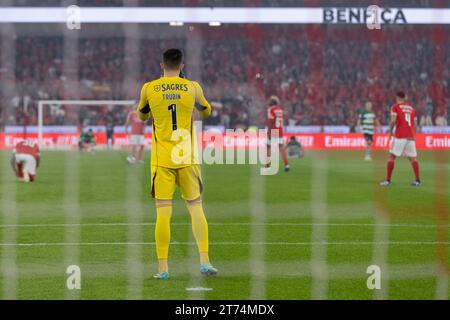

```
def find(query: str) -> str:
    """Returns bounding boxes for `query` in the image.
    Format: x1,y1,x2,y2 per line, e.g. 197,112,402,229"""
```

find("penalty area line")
0,241,448,247
0,222,447,228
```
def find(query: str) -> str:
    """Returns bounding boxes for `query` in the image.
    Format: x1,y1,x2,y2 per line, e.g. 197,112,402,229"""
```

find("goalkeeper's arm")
192,81,211,118
137,83,152,121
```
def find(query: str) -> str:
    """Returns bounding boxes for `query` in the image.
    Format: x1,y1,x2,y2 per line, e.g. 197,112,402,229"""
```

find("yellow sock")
155,204,172,268
187,202,210,264
158,259,168,273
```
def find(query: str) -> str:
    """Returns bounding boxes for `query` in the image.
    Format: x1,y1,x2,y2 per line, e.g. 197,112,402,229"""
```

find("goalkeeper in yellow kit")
137,48,217,280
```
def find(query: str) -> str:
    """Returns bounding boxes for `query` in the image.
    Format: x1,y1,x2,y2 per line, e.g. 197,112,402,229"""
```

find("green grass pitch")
0,150,448,300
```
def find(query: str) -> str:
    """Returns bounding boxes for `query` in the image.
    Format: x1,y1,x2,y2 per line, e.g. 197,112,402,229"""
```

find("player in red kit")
266,96,289,172
380,91,421,187
125,107,147,164
10,140,40,183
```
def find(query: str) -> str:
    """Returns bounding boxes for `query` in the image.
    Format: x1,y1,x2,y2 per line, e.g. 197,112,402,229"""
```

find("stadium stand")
0,3,449,129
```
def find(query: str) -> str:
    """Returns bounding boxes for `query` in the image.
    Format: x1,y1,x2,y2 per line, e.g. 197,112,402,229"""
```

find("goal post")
37,100,136,148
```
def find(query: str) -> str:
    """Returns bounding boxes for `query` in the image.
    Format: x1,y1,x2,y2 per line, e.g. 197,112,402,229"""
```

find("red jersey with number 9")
391,103,416,139
267,105,284,137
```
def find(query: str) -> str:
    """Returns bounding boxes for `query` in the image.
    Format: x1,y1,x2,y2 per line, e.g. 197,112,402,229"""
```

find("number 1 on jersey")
168,104,177,131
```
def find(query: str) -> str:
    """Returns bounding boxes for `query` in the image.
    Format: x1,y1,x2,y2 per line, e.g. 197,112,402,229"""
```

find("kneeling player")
11,140,40,183
380,92,421,186
286,136,304,159
78,128,96,152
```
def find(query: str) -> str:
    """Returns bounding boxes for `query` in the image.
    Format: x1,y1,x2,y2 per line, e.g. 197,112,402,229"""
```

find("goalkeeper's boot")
410,180,421,187
200,263,218,276
153,271,170,280
284,165,290,172
379,180,391,186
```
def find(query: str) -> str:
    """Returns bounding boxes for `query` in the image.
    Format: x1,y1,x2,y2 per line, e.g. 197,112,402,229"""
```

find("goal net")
37,100,139,150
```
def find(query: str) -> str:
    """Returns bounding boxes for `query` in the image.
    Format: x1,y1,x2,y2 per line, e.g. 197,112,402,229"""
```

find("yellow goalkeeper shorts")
150,165,203,201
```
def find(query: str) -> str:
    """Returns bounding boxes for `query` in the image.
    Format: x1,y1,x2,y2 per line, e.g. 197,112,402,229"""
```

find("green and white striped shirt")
359,110,376,135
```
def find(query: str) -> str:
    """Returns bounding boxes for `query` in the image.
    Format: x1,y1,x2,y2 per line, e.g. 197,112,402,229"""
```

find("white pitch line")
1,222,446,228
3,241,446,247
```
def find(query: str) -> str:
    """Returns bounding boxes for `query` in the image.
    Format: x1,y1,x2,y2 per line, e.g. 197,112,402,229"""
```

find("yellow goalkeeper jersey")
137,76,211,169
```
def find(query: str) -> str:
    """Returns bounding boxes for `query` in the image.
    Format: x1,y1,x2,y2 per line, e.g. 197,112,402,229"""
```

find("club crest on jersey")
154,85,161,92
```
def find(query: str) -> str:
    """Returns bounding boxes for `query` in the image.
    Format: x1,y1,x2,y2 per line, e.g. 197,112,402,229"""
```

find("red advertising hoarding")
1,133,449,150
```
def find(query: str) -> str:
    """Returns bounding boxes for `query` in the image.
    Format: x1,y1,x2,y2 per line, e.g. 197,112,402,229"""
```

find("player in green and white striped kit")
358,101,378,161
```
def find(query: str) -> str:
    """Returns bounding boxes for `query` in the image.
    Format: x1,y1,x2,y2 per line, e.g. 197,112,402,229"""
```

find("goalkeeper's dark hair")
163,48,183,70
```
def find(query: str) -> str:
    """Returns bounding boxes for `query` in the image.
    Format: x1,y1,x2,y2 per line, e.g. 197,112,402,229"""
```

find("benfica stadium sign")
323,7,407,24
0,7,449,24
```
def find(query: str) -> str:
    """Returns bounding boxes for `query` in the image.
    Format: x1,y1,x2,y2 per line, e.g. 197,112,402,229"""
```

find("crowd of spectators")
200,24,449,128
1,24,449,130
